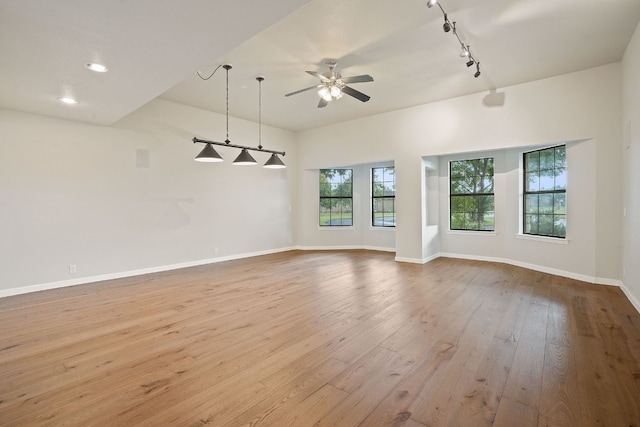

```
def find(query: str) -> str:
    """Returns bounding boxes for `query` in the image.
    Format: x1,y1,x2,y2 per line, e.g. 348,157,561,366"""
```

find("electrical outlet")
215,247,219,255
69,265,77,274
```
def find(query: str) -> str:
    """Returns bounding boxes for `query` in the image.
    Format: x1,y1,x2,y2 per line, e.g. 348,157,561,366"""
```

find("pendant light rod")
257,76,264,150
223,64,231,142
192,137,285,157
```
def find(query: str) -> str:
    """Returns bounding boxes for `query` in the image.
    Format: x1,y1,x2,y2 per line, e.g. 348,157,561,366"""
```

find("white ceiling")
2,0,640,132
0,0,311,125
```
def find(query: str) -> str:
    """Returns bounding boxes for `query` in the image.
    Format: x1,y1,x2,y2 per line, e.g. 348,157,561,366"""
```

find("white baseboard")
395,253,439,264
0,246,297,299
394,257,425,264
296,245,395,253
438,252,620,286
619,282,640,314
4,247,637,317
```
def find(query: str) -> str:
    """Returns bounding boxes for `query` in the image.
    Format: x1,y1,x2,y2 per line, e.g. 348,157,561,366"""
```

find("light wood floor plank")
0,250,639,426
538,343,581,426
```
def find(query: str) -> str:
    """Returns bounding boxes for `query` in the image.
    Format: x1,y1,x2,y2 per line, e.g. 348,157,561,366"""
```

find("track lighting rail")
426,0,482,78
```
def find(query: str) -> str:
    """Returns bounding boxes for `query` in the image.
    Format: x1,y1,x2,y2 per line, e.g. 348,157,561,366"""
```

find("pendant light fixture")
255,76,286,169
192,65,286,168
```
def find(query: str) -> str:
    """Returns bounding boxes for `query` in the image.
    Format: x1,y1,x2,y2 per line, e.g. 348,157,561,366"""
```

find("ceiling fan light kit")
285,60,373,108
192,66,286,169
426,0,482,78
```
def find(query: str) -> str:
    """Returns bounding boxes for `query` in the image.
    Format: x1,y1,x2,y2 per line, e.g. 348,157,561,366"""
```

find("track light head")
443,15,451,32
424,0,483,80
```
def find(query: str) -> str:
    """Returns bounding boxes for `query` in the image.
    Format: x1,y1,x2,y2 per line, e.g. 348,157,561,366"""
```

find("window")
450,158,495,231
372,167,396,227
523,145,566,238
319,169,353,226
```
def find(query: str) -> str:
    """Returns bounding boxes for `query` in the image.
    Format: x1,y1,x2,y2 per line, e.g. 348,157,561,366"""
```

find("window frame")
319,168,354,227
522,145,566,238
371,166,396,228
449,157,495,232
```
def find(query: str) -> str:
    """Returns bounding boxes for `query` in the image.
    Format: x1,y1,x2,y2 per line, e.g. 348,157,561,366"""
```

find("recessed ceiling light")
85,63,108,73
59,97,79,105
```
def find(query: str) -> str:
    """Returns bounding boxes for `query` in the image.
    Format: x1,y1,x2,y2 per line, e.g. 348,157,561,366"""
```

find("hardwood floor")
0,250,639,426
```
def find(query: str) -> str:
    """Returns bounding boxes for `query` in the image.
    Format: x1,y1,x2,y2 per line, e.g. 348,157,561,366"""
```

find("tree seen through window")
319,169,353,226
372,167,395,227
450,158,495,231
523,145,566,238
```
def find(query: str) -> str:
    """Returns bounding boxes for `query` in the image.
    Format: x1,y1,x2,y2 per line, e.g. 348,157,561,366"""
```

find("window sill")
369,226,396,231
516,234,569,244
318,226,356,231
447,230,497,236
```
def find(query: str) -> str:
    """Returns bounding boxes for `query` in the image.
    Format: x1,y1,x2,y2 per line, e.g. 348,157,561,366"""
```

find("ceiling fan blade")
342,85,371,103
318,98,328,108
285,85,320,97
341,74,374,84
306,71,331,83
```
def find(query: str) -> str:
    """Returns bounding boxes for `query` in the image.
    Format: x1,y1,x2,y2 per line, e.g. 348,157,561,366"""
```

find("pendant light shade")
195,143,223,162
263,153,286,169
233,148,257,165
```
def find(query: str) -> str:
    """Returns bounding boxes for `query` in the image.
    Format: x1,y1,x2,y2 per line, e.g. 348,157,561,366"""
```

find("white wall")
0,99,297,294
1,60,632,298
622,22,640,308
438,142,599,281
297,64,623,283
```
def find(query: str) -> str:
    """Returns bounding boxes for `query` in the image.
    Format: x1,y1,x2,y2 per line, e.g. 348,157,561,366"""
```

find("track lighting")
443,14,451,32
425,0,482,79
191,67,286,168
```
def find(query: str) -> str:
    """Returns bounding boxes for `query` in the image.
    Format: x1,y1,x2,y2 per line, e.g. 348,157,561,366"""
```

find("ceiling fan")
285,61,374,108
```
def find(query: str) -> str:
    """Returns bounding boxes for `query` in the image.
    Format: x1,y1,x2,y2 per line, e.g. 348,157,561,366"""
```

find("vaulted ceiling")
2,0,640,132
